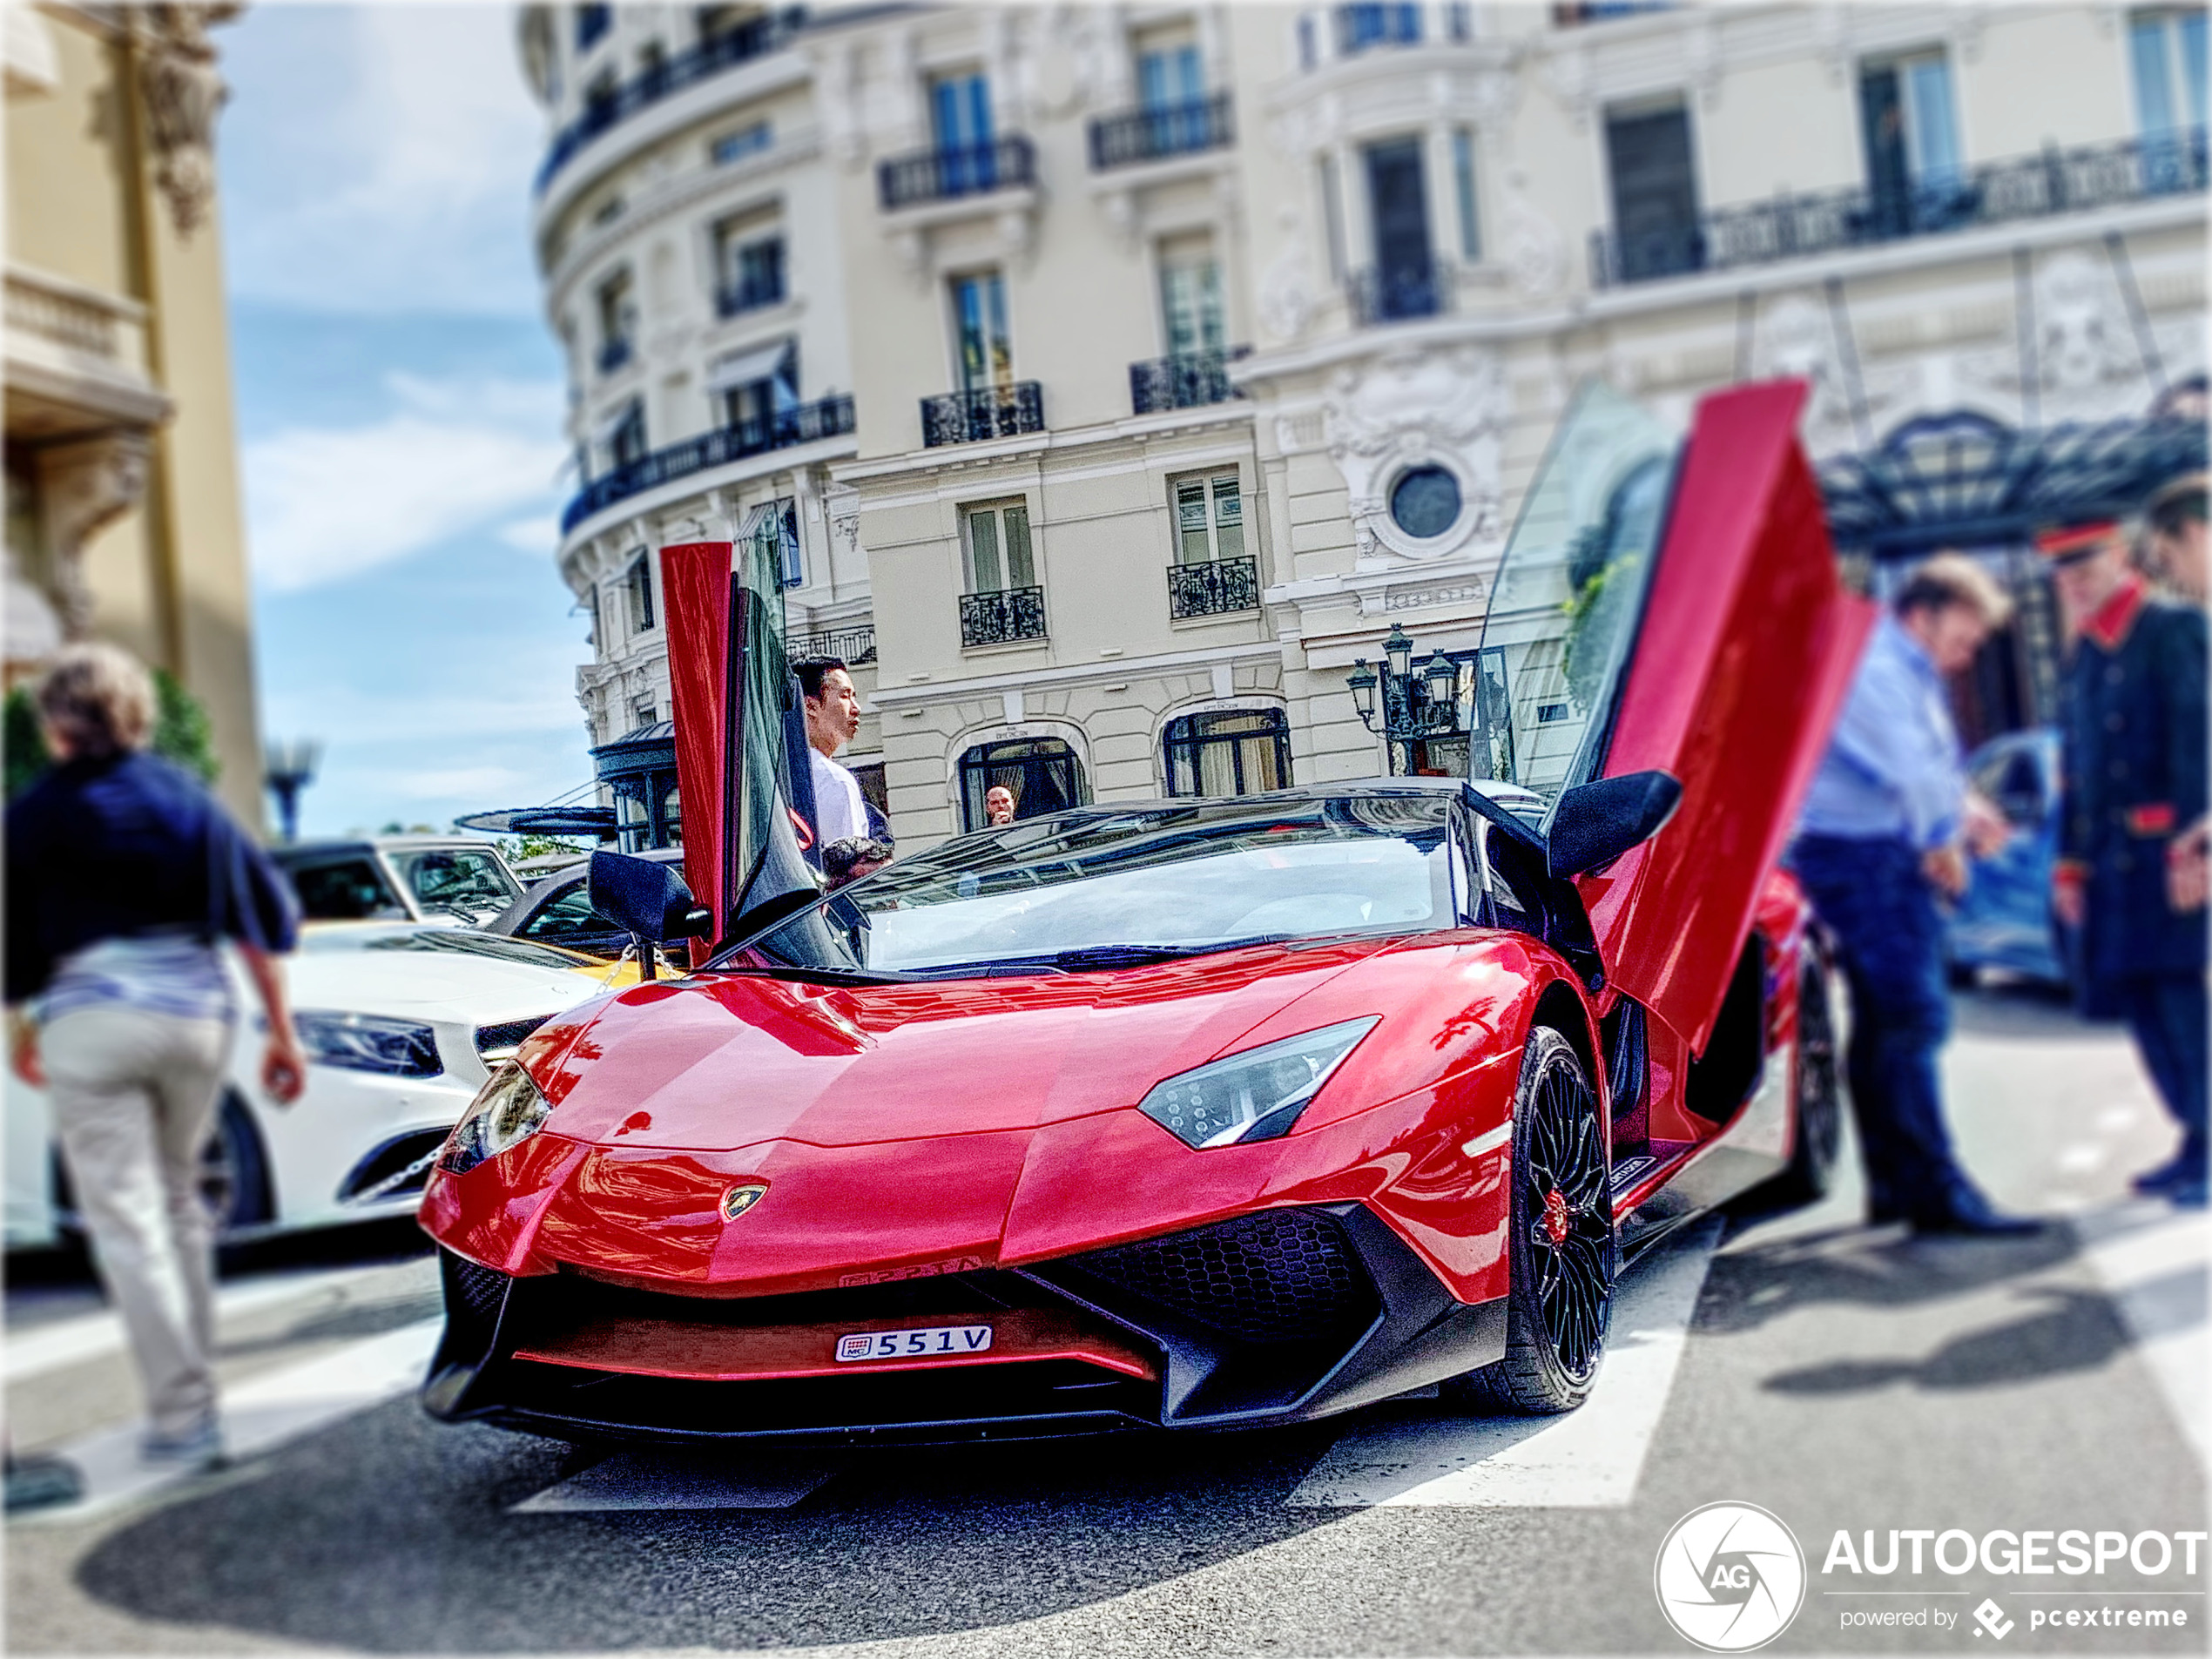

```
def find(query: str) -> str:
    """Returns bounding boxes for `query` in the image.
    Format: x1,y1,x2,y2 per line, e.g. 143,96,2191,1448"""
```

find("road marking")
2073,1204,2208,1467
1286,1217,1721,1508
4,1262,406,1384
512,1451,846,1514
9,1317,442,1527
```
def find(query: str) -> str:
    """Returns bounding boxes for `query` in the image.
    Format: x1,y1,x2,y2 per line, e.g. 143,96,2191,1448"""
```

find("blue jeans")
1791,835,1989,1222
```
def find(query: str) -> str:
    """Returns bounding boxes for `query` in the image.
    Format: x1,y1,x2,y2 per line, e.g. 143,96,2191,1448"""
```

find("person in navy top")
1793,555,2038,1236
5,644,307,1474
2045,516,2209,1208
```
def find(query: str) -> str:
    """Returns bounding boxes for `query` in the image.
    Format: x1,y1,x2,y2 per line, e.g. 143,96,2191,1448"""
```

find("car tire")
1447,1025,1615,1415
53,1088,272,1244
1764,952,1843,1209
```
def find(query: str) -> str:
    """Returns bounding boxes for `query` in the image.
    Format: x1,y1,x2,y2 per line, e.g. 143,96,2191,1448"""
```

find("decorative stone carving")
132,5,241,238
1755,293,1856,448
826,486,861,566
1323,345,1507,562
1546,39,1595,131
3,550,64,667
1257,205,1315,346
1810,4,1851,84
1499,169,1565,300
1683,11,1723,108
2037,249,2138,412
37,433,152,638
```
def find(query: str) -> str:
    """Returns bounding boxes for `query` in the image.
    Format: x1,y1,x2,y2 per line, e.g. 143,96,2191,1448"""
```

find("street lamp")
264,738,320,843
1347,627,1465,775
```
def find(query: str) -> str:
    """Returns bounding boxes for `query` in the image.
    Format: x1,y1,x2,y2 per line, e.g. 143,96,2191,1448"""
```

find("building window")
949,272,1013,392
1447,3,1474,41
958,738,1086,830
715,215,786,314
962,499,1035,593
1452,128,1481,260
1858,50,1964,233
715,341,799,430
607,400,648,468
637,39,666,85
577,3,611,51
1298,12,1318,68
623,550,656,633
1163,709,1291,798
749,496,802,589
930,69,995,193
711,122,773,165
595,269,636,373
1363,135,1435,316
1390,465,1460,539
1136,36,1204,111
583,71,617,129
1172,473,1244,566
1604,101,1701,280
1158,236,1226,359
1338,3,1420,55
2131,9,2209,165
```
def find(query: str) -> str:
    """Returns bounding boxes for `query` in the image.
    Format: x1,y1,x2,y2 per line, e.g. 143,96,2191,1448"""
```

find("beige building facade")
4,2,264,825
523,1,2207,853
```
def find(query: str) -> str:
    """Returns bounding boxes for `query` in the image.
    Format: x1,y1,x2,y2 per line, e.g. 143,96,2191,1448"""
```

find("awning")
1819,408,2209,558
452,806,617,837
705,339,794,394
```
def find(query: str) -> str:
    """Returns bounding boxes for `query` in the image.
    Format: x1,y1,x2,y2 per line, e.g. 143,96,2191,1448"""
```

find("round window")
1389,465,1462,540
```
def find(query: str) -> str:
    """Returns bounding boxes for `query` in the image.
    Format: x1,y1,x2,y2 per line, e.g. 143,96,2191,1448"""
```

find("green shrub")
3,668,220,800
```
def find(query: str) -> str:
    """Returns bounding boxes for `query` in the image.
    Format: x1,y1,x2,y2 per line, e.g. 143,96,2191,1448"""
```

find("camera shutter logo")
1654,1502,1807,1652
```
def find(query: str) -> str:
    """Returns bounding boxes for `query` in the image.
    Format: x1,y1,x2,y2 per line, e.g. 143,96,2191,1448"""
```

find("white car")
4,925,624,1250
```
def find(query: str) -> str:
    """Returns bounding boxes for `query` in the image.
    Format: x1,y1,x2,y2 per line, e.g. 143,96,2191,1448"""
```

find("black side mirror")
1547,770,1683,880
587,853,707,978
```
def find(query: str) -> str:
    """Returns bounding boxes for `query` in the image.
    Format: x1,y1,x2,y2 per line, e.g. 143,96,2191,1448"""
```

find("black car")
484,846,688,960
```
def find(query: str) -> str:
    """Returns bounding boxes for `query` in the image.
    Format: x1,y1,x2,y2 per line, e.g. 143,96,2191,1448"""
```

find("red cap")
2034,520,2121,562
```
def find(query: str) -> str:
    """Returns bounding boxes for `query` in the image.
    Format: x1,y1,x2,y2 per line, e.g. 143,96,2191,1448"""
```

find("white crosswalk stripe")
513,1451,846,1513
1286,1218,1723,1508
2071,1202,2209,1467
10,1318,442,1527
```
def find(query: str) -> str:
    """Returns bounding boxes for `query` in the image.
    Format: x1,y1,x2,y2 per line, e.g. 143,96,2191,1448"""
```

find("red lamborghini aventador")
417,378,1873,1446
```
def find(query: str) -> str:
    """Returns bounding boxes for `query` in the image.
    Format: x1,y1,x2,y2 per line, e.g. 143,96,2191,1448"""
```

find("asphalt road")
6,982,2205,1657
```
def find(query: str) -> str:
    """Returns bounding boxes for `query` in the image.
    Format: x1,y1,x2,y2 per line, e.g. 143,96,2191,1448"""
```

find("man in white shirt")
794,655,867,848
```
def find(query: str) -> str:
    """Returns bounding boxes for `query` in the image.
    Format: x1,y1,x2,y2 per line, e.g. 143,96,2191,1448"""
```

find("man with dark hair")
791,653,867,847
2045,517,2209,1207
1793,553,2033,1235
821,836,894,888
2146,472,2207,604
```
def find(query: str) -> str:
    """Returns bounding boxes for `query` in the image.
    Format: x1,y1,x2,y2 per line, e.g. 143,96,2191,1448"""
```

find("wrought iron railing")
1589,128,2209,288
597,336,634,375
536,11,797,193
1347,260,1454,325
878,137,1036,209
959,586,1048,648
921,381,1045,448
1129,347,1251,415
1166,556,1260,620
561,393,855,533
715,269,786,317
1089,93,1235,170
787,624,877,666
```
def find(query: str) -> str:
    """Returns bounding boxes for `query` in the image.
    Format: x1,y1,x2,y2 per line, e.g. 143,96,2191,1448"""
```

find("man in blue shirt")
1794,555,2035,1235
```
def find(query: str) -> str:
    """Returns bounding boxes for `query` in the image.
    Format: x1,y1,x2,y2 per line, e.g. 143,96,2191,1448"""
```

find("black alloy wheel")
1450,1025,1615,1414
1765,950,1841,1208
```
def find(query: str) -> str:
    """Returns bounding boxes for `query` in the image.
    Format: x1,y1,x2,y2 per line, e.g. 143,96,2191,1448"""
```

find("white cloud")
395,765,530,801
243,374,566,590
498,513,562,556
221,4,547,316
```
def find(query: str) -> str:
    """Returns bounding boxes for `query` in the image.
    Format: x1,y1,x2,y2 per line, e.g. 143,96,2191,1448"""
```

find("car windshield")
737,792,1459,979
389,848,523,923
1472,381,1680,807
300,925,588,972
280,855,408,921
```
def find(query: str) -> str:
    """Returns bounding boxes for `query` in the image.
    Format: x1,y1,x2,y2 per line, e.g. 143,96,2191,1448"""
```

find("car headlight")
438,1063,552,1175
294,1009,441,1077
1136,1016,1380,1150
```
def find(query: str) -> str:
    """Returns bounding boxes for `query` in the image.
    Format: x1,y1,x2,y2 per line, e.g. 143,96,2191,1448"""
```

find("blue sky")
220,3,589,836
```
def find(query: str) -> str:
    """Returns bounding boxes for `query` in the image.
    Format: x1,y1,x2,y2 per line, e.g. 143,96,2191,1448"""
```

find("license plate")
834,1324,994,1363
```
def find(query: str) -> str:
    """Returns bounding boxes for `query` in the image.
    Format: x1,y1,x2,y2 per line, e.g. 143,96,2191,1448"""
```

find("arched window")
1162,709,1291,798
958,738,1087,830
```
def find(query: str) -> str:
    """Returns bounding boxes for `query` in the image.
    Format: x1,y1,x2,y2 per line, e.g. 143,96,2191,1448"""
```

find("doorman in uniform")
2045,517,2209,1207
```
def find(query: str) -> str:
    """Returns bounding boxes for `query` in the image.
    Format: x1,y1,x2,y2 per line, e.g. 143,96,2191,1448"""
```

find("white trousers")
43,1007,230,1437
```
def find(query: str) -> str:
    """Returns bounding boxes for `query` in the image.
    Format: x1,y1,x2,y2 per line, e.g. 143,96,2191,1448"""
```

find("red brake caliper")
1542,1187,1571,1246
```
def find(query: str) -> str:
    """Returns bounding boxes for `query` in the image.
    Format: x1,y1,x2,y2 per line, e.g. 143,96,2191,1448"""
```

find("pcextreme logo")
1656,1501,1810,1653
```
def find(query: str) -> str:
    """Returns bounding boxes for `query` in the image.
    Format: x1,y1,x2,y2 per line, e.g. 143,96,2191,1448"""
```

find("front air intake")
1067,1208,1379,1345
